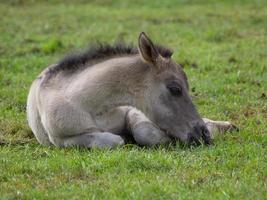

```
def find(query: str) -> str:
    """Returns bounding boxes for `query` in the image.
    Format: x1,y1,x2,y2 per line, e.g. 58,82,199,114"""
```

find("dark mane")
44,42,173,80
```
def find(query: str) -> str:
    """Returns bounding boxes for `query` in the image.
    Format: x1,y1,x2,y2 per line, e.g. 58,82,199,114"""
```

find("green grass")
0,0,266,199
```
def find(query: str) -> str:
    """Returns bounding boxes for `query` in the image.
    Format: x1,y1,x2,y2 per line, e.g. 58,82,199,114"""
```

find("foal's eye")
166,83,182,96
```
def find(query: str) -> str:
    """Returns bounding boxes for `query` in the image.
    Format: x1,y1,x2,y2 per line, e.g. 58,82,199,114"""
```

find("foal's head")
138,32,211,145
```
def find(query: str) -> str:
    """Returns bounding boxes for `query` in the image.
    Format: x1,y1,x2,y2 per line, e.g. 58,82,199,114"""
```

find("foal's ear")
138,32,159,63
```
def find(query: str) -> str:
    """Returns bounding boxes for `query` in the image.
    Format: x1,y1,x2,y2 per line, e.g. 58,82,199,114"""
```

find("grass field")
0,0,266,199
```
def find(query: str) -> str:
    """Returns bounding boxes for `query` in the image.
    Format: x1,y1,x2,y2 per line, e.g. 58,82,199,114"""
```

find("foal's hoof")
218,122,239,133
228,123,239,132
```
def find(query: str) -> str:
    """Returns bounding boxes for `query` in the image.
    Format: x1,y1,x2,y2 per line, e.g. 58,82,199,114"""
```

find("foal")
27,32,236,148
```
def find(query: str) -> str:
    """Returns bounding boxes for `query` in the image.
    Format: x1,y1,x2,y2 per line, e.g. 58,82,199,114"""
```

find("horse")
27,32,237,148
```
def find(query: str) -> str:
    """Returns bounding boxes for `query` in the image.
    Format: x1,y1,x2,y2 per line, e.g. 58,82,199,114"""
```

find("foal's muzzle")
187,122,212,146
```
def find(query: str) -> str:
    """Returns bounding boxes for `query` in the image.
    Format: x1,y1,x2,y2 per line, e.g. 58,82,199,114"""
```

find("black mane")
45,42,173,80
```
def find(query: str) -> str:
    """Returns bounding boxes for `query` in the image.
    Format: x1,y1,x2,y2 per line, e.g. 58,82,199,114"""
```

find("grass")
0,0,266,199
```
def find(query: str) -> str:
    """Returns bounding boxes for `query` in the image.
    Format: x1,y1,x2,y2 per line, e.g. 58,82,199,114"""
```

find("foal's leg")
202,118,238,138
60,131,125,148
126,107,171,146
43,98,124,149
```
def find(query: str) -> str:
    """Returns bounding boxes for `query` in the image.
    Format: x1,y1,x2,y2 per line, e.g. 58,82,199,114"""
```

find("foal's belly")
94,106,129,135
